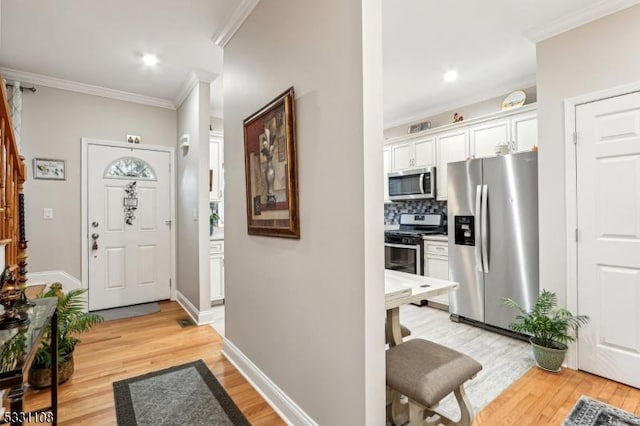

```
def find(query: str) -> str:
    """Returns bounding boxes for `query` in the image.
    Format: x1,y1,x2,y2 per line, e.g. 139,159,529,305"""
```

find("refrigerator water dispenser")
454,216,475,246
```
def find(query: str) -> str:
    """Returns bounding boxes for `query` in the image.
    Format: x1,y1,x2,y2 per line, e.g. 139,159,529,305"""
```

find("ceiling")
382,0,630,128
0,0,236,116
0,1,634,124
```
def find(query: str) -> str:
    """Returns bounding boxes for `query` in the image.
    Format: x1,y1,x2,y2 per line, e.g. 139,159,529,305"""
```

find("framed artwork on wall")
33,158,66,180
243,87,300,238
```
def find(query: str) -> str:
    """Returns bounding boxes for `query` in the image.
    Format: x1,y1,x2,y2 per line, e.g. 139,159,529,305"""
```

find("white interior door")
576,91,640,388
87,144,171,311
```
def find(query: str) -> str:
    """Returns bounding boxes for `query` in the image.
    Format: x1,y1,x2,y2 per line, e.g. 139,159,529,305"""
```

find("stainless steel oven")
385,240,422,275
388,167,436,201
384,213,446,276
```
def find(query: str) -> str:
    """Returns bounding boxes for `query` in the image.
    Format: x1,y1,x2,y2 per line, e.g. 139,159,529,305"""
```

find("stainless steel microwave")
388,167,436,200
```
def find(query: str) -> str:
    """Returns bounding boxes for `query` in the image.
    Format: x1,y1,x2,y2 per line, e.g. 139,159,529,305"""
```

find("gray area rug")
113,360,250,426
92,303,160,321
400,304,534,420
564,395,640,425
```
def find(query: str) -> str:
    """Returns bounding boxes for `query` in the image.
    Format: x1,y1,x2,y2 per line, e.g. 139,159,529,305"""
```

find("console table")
0,298,57,426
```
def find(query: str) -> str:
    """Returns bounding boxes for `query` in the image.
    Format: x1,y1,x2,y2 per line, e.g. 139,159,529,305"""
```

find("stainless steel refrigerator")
447,151,539,331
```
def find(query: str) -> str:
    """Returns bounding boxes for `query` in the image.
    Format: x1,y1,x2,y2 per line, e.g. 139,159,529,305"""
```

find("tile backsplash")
384,199,447,225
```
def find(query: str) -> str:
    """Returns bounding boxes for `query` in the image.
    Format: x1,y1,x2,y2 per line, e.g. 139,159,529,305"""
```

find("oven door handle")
384,243,419,250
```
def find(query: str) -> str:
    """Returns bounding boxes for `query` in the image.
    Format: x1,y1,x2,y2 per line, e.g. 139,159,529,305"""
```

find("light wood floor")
475,366,640,425
19,301,640,425
23,301,284,425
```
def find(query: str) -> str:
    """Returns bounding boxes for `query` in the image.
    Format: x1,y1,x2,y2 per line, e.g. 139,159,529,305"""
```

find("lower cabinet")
423,239,449,307
210,240,225,303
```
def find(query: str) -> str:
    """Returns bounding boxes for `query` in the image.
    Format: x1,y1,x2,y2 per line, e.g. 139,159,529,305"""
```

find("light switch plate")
43,208,53,220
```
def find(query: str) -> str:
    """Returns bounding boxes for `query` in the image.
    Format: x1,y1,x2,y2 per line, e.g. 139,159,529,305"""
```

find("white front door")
576,91,640,388
87,144,171,311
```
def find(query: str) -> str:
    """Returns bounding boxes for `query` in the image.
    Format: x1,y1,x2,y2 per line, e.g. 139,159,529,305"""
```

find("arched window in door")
103,157,157,180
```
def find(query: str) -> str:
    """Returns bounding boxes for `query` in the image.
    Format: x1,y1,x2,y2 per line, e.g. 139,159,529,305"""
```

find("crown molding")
0,66,175,109
524,0,640,43
173,70,219,108
384,75,537,130
212,0,261,48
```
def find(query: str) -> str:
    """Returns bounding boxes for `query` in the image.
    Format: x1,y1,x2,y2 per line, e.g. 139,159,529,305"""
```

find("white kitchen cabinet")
209,132,224,202
436,130,468,200
390,137,435,171
423,239,449,307
210,240,224,303
383,147,391,202
470,119,510,159
511,112,538,152
413,138,435,168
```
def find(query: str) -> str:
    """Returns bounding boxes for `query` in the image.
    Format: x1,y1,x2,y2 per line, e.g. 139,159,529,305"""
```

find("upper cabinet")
436,130,469,200
469,119,510,159
384,104,537,201
209,132,224,202
390,136,435,171
511,112,538,152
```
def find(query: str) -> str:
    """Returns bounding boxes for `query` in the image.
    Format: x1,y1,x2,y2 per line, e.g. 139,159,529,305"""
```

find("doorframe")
563,80,640,369
80,138,177,306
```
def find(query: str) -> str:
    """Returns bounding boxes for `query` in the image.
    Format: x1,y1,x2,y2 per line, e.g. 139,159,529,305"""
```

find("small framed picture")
33,158,66,180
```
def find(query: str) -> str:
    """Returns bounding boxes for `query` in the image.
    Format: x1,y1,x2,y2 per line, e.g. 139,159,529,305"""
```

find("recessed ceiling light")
443,70,458,83
142,54,159,66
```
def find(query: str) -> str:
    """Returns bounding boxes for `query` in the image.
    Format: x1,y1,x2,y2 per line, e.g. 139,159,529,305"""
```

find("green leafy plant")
210,212,219,226
502,290,589,349
33,284,103,368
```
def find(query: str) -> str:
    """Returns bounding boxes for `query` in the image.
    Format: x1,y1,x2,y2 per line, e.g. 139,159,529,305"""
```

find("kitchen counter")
422,234,448,242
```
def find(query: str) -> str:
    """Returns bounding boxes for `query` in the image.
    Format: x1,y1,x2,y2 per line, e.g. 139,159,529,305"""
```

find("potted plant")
28,283,103,388
210,212,219,235
502,290,589,372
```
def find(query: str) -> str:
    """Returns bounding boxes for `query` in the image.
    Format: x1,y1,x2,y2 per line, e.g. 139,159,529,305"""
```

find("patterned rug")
113,360,250,426
564,395,640,425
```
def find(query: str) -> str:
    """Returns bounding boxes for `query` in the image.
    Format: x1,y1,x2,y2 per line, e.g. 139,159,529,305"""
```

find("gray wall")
384,86,537,139
224,0,384,423
21,85,176,278
537,5,640,305
176,82,211,311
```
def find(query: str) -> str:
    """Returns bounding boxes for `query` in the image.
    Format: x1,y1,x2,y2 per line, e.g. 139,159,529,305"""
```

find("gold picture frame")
243,87,300,238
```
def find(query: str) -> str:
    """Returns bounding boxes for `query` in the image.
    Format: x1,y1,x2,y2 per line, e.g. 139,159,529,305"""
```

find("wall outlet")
43,208,53,220
126,134,141,144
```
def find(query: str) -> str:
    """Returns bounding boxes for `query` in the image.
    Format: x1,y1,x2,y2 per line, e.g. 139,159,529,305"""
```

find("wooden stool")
386,338,482,425
386,323,411,346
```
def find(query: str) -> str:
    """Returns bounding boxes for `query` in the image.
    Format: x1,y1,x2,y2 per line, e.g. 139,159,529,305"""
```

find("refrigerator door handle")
481,184,489,272
475,185,484,272
419,173,425,194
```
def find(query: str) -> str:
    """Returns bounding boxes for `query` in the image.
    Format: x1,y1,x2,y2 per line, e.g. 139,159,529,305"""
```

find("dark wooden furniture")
0,298,57,426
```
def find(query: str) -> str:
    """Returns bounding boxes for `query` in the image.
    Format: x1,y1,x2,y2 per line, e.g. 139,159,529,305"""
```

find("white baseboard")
175,291,215,325
27,270,82,291
222,338,317,426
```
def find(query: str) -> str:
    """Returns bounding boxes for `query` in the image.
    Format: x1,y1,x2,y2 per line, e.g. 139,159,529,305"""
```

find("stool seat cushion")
386,339,482,408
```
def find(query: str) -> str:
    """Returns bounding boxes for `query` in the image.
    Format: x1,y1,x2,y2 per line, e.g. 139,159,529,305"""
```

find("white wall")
20,85,176,278
210,116,224,133
176,82,211,312
537,4,640,305
224,0,384,423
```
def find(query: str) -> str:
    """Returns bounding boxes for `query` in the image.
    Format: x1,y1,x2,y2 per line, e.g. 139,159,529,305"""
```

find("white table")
384,270,459,346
